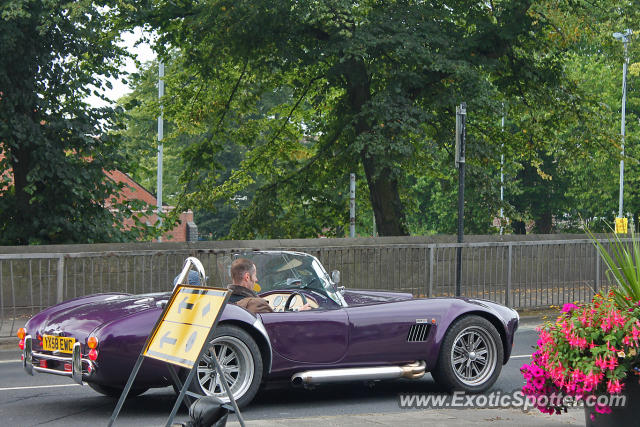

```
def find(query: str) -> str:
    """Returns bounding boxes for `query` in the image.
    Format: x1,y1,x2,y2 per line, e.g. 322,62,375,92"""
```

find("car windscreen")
232,252,342,305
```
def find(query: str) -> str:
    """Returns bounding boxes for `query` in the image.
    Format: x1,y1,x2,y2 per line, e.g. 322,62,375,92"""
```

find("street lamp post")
157,62,164,241
613,29,632,221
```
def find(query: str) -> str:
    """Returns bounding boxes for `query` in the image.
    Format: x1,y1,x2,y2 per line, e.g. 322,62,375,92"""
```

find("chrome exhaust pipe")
291,361,426,386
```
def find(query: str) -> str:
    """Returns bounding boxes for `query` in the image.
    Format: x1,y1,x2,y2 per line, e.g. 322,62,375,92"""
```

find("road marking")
0,383,84,391
510,354,532,359
0,359,20,364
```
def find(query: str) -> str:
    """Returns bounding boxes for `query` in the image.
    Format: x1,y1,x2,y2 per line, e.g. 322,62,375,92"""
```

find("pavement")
224,408,584,426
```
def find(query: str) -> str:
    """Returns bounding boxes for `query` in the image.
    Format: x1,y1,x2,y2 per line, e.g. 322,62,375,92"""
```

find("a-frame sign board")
108,257,245,427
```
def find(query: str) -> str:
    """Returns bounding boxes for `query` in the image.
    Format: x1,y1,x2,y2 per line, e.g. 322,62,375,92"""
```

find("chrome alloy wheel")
450,325,497,386
197,335,255,402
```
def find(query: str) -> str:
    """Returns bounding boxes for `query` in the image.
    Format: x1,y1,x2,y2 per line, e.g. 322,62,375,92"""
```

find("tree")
0,0,155,244
131,0,576,237
504,1,640,233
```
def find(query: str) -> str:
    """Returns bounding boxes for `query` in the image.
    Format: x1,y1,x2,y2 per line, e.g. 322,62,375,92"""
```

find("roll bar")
173,257,207,291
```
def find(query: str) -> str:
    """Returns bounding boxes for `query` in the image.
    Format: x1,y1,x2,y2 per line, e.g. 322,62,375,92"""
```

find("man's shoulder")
229,284,258,297
235,296,273,314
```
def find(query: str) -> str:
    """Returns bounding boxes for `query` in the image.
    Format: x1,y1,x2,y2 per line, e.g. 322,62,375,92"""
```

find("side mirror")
331,270,341,284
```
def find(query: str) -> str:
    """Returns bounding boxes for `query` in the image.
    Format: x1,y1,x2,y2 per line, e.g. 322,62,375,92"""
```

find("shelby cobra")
18,251,519,407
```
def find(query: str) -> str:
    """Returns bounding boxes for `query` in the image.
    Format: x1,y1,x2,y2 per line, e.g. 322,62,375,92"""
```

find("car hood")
342,289,413,306
27,292,170,339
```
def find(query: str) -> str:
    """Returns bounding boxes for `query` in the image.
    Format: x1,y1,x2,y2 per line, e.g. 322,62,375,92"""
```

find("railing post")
595,246,600,295
428,246,434,298
57,256,65,303
506,244,512,307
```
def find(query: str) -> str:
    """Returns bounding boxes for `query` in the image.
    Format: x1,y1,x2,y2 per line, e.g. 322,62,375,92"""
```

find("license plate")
43,335,75,353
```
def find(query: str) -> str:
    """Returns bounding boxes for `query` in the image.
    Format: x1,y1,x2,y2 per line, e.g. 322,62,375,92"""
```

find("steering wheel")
284,291,308,311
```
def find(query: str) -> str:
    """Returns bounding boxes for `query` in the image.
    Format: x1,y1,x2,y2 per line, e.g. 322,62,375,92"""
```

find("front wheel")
431,315,503,393
181,324,263,408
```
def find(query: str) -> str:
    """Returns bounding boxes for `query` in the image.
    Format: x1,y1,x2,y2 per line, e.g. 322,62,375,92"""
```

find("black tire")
431,315,503,393
180,324,263,408
88,382,148,398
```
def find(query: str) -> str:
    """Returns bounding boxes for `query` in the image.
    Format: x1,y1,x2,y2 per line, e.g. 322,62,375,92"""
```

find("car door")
342,300,436,364
259,308,349,364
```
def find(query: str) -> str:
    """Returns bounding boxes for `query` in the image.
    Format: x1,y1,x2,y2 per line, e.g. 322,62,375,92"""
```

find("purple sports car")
18,251,519,407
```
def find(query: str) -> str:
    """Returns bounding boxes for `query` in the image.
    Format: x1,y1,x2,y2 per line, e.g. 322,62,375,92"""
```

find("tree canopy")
125,0,559,237
4,0,640,244
0,0,156,244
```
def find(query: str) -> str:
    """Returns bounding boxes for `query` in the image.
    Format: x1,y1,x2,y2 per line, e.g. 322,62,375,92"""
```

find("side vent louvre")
407,324,431,342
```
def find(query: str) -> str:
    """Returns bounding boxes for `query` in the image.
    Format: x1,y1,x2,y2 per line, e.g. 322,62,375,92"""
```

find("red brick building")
104,170,197,242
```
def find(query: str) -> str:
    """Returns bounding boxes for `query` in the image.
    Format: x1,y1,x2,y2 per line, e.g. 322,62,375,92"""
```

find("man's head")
230,258,257,289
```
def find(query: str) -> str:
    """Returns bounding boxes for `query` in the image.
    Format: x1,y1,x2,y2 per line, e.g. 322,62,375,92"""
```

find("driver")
229,258,311,313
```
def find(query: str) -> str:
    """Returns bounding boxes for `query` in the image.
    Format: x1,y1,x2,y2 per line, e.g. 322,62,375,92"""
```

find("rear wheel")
431,315,503,393
88,382,148,398
180,324,263,408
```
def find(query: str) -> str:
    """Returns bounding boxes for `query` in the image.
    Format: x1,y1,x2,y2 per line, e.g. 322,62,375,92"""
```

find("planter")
584,377,640,427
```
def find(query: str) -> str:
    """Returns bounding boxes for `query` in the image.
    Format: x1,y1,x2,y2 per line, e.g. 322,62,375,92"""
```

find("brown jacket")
228,284,273,314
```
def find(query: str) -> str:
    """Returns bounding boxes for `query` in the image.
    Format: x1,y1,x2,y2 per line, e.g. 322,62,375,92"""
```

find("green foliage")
589,228,640,308
502,0,640,232
107,0,640,239
0,0,157,244
127,0,581,237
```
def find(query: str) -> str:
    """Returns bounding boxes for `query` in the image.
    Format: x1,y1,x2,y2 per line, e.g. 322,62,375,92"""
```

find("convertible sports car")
17,251,519,407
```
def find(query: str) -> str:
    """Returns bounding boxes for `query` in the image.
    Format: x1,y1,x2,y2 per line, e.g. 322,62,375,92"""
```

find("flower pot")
584,377,640,427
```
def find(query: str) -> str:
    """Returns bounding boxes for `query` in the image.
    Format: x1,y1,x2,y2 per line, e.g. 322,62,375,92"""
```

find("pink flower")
583,371,602,392
607,379,623,394
532,376,545,390
595,355,608,371
529,364,543,378
594,403,612,414
521,364,532,380
611,310,627,328
568,335,587,349
562,303,578,313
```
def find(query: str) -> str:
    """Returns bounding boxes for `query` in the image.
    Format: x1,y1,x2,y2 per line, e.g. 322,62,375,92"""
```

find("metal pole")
157,62,164,242
619,39,628,218
108,355,146,427
455,103,466,297
595,246,600,296
500,103,505,235
613,30,632,219
372,213,376,237
56,257,64,303
428,246,434,298
506,244,512,307
350,173,356,238
211,353,246,427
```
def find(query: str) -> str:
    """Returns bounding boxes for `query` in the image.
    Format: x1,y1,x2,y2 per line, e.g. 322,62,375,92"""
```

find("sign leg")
165,364,199,427
211,353,246,427
167,364,194,408
108,354,145,427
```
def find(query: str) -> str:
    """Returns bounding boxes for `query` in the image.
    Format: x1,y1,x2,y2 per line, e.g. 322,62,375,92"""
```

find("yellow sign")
615,217,628,234
144,285,228,369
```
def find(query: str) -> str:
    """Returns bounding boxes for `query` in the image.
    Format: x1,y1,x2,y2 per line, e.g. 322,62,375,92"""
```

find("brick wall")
105,170,195,242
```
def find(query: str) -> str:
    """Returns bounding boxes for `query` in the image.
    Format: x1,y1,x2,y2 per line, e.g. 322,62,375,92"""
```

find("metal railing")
0,238,618,338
